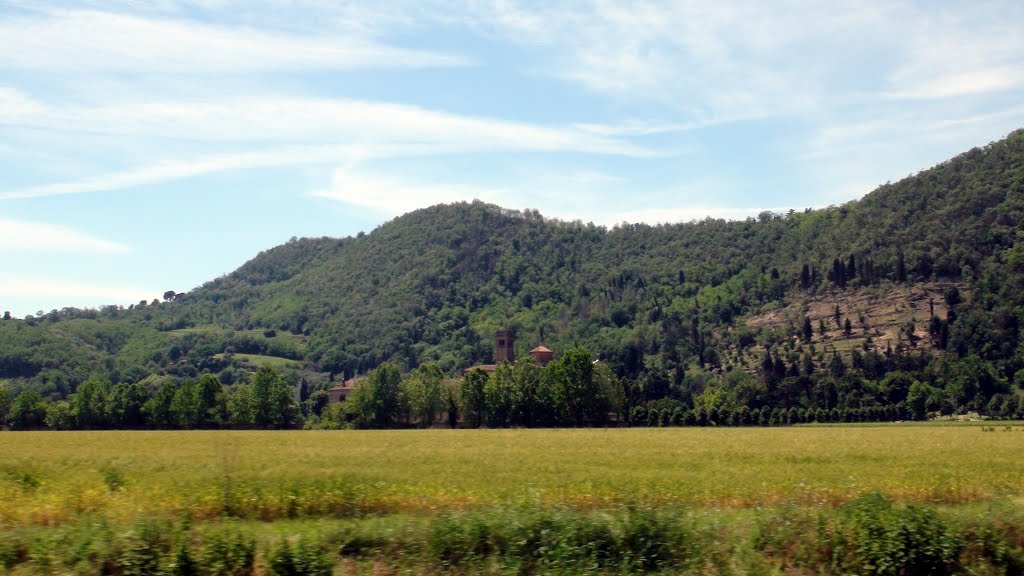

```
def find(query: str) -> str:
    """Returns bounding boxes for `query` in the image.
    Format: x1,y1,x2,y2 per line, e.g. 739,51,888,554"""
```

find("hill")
1,129,1023,420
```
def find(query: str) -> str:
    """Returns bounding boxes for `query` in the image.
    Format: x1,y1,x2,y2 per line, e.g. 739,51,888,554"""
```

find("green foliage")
426,506,700,573
460,368,489,428
196,528,256,576
352,363,402,428
484,362,516,427
833,493,964,575
759,493,967,576
248,366,298,429
0,382,9,425
267,537,332,576
9,389,45,429
403,363,445,427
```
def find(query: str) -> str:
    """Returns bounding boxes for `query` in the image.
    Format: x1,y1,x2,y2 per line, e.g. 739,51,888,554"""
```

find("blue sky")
1,1,1023,317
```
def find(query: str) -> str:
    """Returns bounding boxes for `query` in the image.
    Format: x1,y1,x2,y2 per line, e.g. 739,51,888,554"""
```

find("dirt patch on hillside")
745,282,964,356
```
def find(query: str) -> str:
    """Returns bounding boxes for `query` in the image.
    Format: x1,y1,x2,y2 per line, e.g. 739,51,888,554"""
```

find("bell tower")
495,330,516,364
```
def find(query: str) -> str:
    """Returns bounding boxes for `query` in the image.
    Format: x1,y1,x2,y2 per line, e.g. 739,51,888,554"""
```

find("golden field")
2,425,1022,528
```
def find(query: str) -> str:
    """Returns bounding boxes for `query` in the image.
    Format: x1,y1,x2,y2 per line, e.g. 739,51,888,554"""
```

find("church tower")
495,330,516,364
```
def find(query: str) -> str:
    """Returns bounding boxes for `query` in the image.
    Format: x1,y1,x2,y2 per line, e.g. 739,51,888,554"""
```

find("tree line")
5,341,1021,432
0,366,297,431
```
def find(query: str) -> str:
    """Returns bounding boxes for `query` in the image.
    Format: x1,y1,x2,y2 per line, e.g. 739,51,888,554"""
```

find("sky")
1,1,1023,317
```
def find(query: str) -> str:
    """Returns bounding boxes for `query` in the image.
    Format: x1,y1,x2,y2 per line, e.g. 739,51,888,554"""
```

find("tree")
196,374,226,428
906,380,937,420
802,317,813,343
593,362,624,423
108,382,148,428
484,362,516,427
829,352,846,378
512,356,543,426
844,318,853,337
551,348,602,426
460,368,489,428
163,290,177,302
9,390,46,429
73,379,110,429
226,385,253,427
2,311,10,321
45,401,75,430
352,363,402,428
880,371,915,405
405,363,445,427
145,382,177,429
172,380,202,429
250,366,297,429
0,383,10,425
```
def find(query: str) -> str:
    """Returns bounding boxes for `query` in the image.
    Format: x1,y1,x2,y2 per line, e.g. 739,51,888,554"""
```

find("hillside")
1,129,1023,419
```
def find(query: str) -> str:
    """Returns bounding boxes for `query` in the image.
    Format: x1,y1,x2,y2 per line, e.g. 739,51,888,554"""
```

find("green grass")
212,353,302,369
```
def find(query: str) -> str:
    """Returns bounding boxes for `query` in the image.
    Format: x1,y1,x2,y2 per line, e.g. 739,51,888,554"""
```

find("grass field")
2,426,1023,574
211,353,303,369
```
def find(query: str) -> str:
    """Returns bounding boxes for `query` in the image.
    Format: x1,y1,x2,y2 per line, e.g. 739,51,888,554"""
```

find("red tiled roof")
530,346,552,353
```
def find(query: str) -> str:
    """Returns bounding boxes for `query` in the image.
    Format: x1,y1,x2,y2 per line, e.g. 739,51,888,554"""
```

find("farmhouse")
327,378,358,403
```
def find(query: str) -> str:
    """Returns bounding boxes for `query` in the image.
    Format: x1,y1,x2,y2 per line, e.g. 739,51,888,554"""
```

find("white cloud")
310,169,509,214
0,218,131,253
803,106,1024,161
885,67,1024,100
0,89,657,199
308,166,808,226
0,146,365,200
0,91,649,154
0,9,467,73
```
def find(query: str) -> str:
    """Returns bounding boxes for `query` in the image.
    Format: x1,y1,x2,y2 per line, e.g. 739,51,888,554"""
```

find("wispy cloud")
884,67,1024,100
0,91,652,153
0,218,131,253
310,169,509,214
0,9,467,73
0,90,657,199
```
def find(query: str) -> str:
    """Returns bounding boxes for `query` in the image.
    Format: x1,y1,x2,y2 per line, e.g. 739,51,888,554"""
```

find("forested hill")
2,129,1023,417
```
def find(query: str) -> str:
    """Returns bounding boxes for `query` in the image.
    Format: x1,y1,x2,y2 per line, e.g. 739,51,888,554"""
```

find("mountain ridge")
1,129,1022,418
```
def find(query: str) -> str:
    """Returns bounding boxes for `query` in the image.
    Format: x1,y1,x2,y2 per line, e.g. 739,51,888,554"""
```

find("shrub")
197,528,255,576
831,492,963,575
267,537,333,576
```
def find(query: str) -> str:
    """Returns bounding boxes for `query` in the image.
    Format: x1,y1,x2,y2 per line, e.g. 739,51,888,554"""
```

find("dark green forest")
2,129,1023,429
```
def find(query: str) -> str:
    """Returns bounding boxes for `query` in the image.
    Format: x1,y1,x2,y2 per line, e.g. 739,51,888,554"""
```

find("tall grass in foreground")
1,496,1023,575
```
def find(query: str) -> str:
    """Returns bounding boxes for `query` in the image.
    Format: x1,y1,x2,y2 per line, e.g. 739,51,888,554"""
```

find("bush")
832,492,963,575
426,506,698,573
267,537,333,576
197,528,255,576
757,493,967,575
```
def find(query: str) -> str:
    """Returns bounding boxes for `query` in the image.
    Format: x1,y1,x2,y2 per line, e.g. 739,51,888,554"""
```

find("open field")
2,426,1023,574
2,426,1023,525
